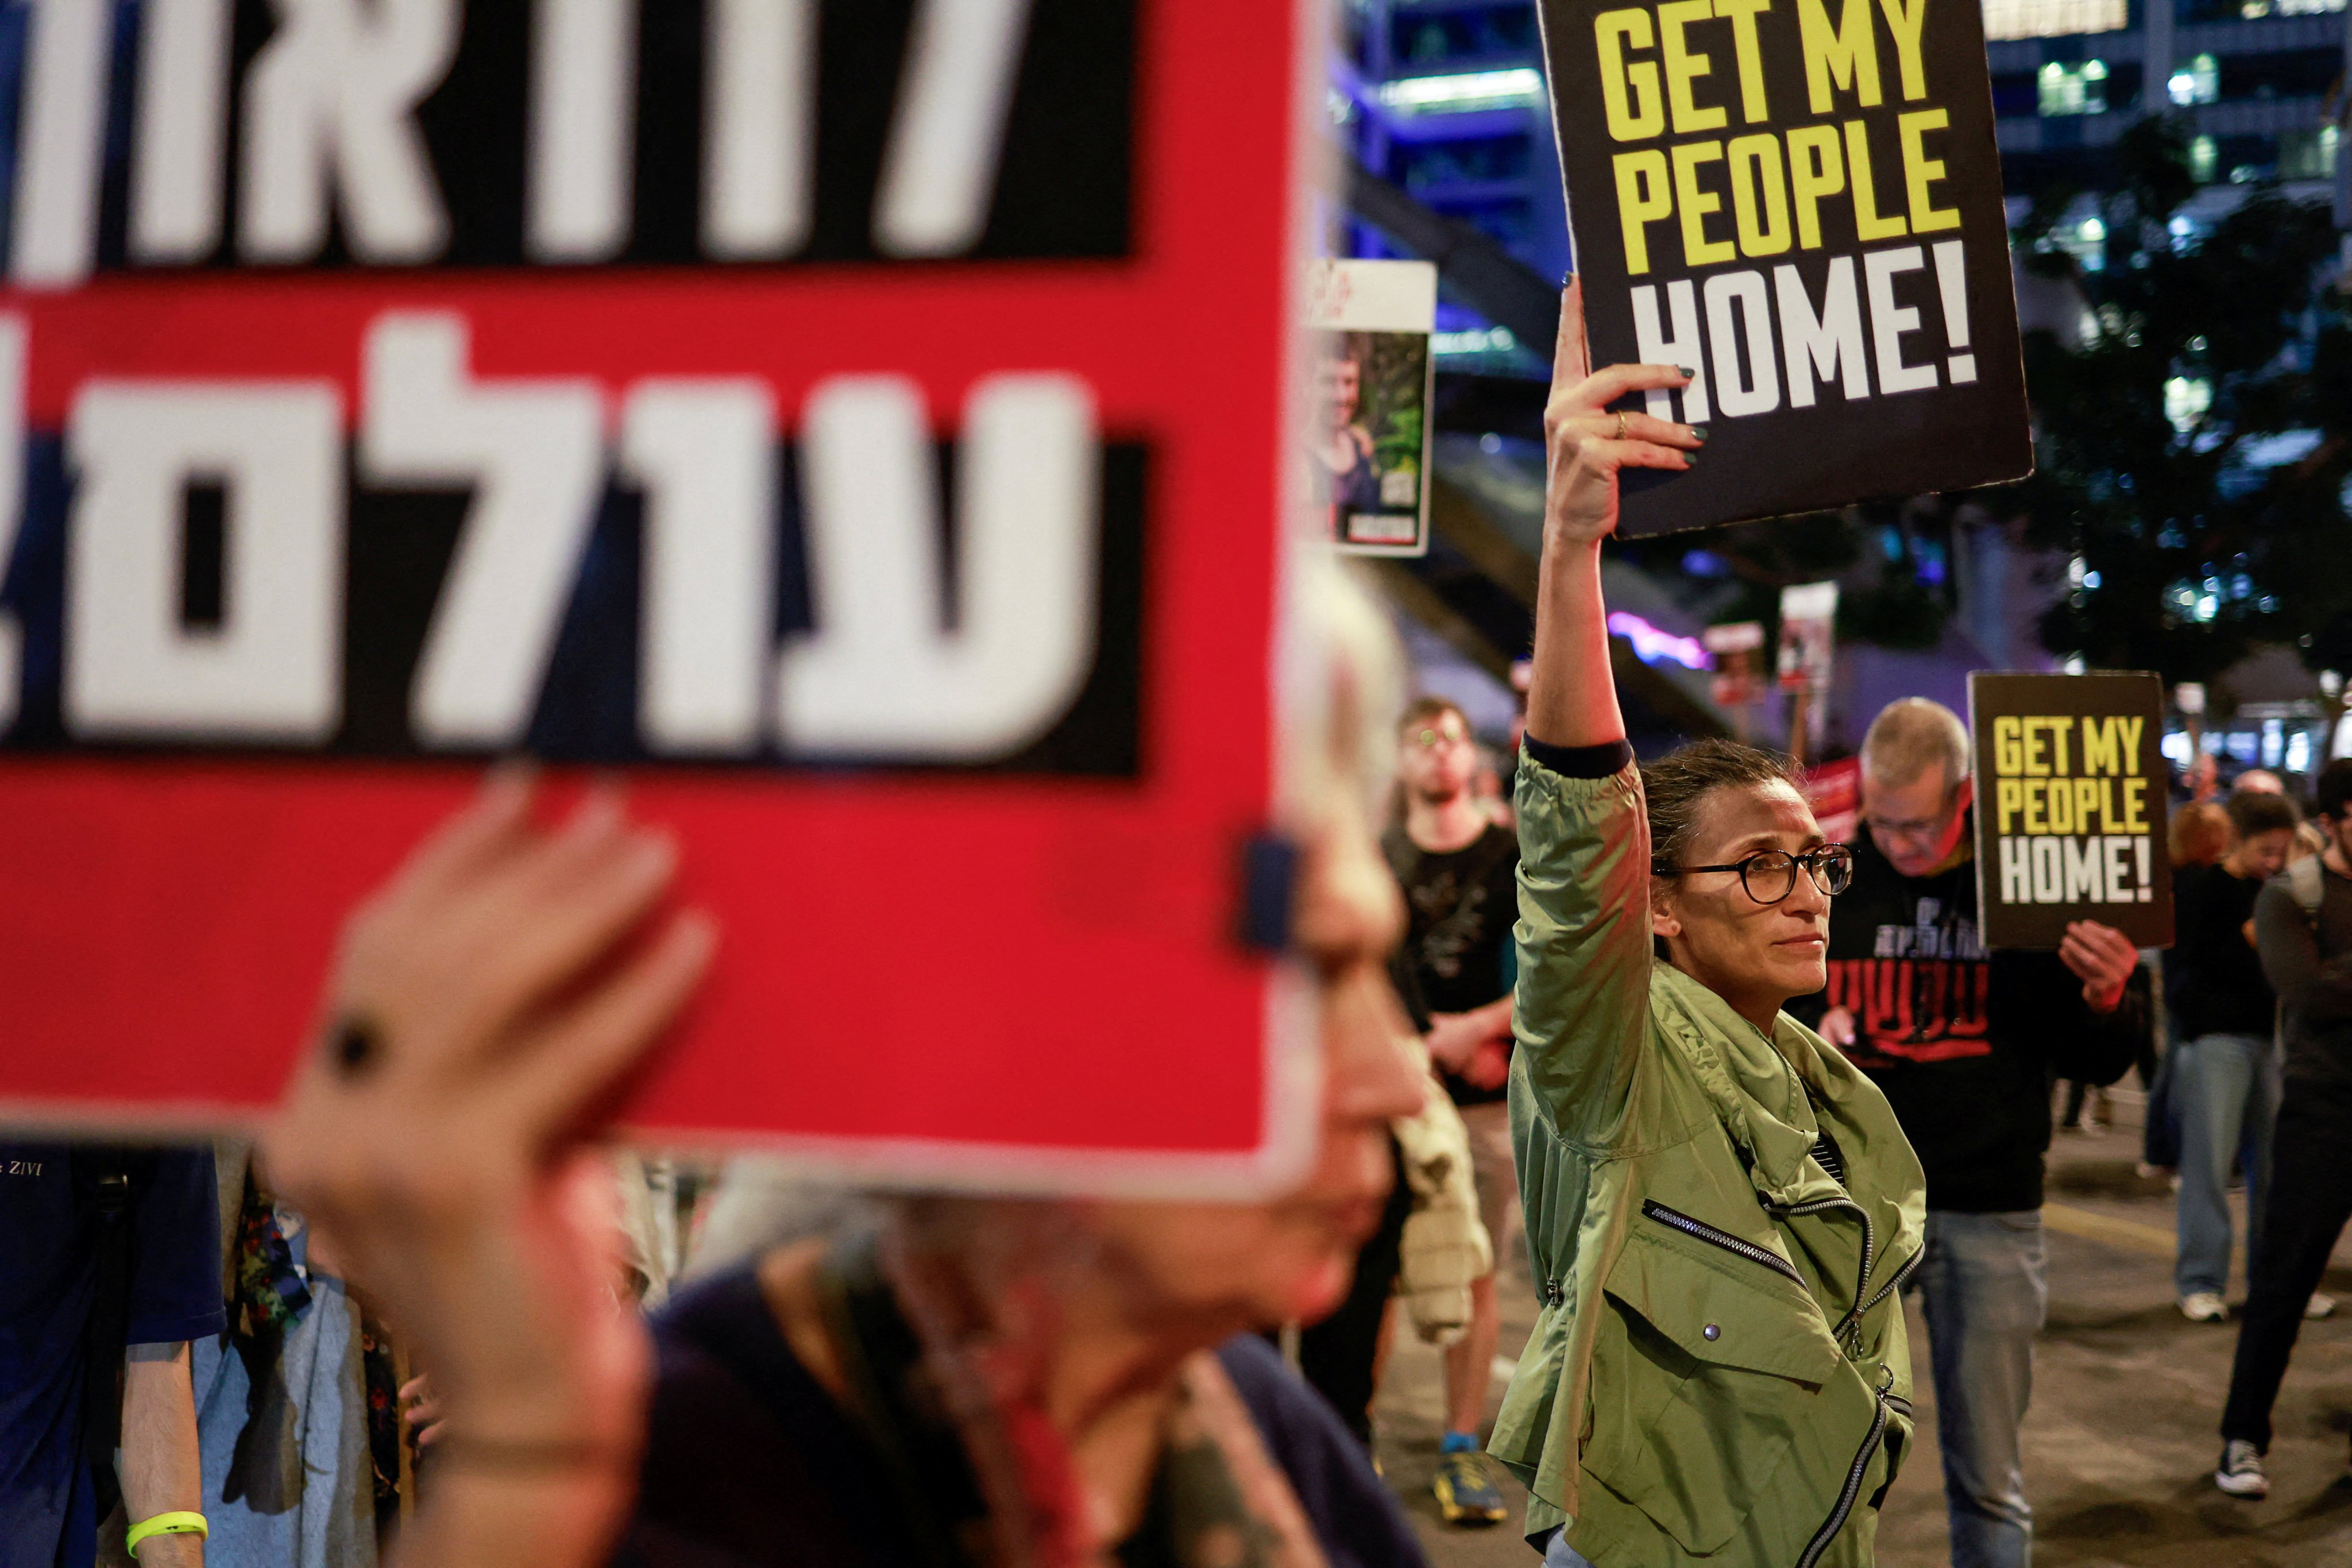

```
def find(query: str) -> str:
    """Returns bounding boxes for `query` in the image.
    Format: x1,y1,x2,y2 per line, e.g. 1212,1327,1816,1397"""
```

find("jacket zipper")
1640,1200,1804,1287
1770,1195,1878,1344
1794,1386,1896,1568
1855,1249,1922,1326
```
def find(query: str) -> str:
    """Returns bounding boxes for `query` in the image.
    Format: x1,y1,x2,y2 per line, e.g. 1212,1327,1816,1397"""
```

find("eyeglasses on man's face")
1655,845,1855,905
1863,806,1956,843
1410,724,1470,751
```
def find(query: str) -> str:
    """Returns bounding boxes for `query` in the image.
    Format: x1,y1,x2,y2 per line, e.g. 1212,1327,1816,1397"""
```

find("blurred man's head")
2223,789,2301,880
1319,347,1364,433
2311,759,2352,868
1859,698,1973,878
1396,697,1476,808
2237,769,2285,795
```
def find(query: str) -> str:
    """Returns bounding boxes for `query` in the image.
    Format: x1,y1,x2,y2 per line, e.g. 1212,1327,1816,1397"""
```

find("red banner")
0,0,1318,1195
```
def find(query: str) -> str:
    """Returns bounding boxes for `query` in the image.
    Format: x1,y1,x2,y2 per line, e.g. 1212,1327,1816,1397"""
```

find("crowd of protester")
18,296,2352,1568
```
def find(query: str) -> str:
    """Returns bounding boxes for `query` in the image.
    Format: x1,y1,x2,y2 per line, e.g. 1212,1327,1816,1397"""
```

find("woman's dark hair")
1642,737,1805,874
2226,789,2300,840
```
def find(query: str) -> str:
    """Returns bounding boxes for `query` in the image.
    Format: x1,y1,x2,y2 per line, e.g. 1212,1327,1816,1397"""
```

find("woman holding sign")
1489,283,1926,1568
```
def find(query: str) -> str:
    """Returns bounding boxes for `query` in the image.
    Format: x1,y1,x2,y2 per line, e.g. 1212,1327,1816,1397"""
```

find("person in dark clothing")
1381,695,1519,1527
2215,760,2352,1499
1793,698,2144,1568
2168,790,2300,1322
2,1143,223,1568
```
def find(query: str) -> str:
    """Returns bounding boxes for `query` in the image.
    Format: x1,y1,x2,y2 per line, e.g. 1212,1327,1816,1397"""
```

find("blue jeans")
2172,1032,2280,1298
1910,1209,2048,1568
1540,1526,1596,1568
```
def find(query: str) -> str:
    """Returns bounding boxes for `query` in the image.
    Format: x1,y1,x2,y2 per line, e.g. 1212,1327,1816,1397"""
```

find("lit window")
1376,67,1545,116
1982,0,2127,40
2281,125,2340,180
2038,59,2109,114
2190,134,2218,182
2164,375,2211,434
2277,0,2345,13
2169,53,2218,106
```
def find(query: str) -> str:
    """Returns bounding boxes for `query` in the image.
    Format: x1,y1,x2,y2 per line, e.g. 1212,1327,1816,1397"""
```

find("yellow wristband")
125,1513,207,1556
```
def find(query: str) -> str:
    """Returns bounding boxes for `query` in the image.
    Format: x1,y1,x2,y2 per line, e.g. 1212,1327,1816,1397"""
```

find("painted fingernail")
1683,451,1700,468
1678,366,1698,381
1689,424,1710,443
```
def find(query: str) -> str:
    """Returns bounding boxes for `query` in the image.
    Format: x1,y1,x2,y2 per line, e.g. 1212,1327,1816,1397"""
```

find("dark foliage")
1995,115,2352,682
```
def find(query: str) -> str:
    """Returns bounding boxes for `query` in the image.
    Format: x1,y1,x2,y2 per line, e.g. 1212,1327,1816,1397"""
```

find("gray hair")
1861,698,1972,791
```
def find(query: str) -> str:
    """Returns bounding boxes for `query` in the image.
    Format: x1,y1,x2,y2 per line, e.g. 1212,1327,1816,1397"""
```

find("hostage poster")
1968,671,2175,950
1537,0,2032,535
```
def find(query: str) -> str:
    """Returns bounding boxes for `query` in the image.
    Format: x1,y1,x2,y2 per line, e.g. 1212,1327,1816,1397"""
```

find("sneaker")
2181,1292,2231,1323
2215,1440,2269,1499
1432,1450,1509,1526
2309,1292,2339,1320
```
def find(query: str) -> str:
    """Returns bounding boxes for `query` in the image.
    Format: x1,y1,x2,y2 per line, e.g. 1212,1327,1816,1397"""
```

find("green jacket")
1492,752,1928,1567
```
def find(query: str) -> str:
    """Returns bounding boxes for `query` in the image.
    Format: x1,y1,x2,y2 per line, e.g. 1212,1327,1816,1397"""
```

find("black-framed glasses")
1657,845,1855,905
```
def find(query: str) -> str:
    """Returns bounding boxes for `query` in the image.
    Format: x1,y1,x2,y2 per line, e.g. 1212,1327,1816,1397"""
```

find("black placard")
1968,671,2175,950
67,0,1133,276
1538,0,2031,534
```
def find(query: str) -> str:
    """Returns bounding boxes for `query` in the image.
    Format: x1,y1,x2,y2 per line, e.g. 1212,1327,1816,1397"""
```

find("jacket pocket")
1588,1220,1844,1555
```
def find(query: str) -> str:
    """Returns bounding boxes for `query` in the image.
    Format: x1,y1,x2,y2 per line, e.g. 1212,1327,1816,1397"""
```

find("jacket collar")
1650,963,1866,1208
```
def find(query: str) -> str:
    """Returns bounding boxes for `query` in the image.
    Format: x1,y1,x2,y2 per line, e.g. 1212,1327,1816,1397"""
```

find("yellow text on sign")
1595,0,1934,144
1611,113,1956,275
1988,715,2150,835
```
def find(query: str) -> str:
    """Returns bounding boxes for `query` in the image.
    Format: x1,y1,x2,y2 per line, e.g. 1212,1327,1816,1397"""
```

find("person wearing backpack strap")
2216,759,2352,1499
2,1142,223,1568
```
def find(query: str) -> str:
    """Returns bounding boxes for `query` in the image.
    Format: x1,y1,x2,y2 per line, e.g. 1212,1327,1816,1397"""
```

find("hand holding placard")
1541,279,1705,549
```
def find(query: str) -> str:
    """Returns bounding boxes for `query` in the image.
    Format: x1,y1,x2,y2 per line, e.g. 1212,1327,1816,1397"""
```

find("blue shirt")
1,1144,225,1568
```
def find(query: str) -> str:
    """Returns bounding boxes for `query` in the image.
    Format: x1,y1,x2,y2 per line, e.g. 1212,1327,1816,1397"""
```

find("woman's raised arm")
1510,283,1704,1146
1521,280,1700,751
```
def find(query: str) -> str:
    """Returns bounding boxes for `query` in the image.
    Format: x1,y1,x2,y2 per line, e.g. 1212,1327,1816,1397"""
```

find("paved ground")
1372,1091,2352,1566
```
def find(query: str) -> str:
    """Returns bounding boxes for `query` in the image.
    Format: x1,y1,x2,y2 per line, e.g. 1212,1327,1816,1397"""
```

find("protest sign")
1537,0,2032,535
1778,580,1837,760
1803,755,1861,842
1967,671,2174,949
1306,260,1436,557
0,0,1320,1194
1705,619,1766,709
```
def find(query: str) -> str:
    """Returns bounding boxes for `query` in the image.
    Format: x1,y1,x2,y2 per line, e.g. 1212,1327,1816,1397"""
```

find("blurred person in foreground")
262,565,1434,1568
2168,790,2300,1324
2,1142,222,1568
1382,696,1519,1524
1798,698,2141,1568
2216,759,2352,1498
1488,284,1925,1568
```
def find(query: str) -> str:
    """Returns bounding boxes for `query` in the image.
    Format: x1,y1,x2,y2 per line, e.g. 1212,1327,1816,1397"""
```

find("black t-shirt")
1382,822,1519,1106
617,1268,1427,1568
2168,862,2275,1042
1786,827,2144,1213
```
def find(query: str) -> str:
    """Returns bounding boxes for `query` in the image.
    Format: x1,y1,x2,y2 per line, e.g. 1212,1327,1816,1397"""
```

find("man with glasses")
1382,696,1519,1526
1790,698,2142,1568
